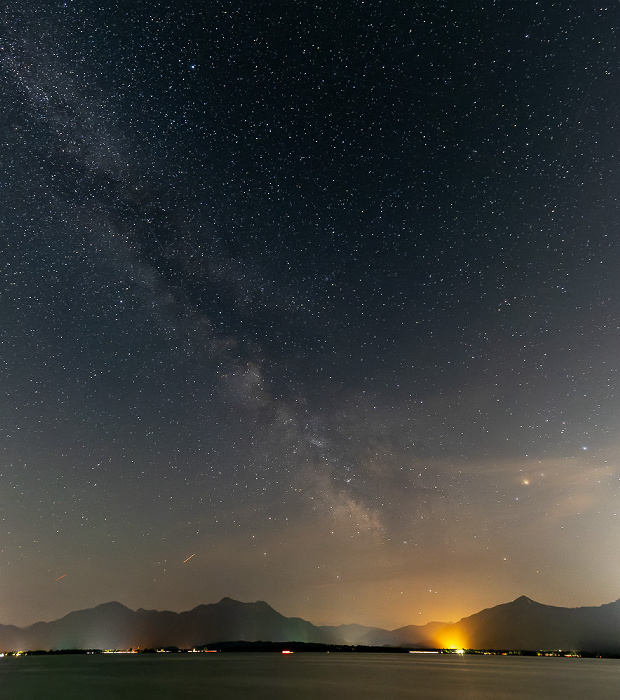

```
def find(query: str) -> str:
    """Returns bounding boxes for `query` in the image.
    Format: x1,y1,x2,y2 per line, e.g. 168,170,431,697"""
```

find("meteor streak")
55,574,66,581
182,554,195,564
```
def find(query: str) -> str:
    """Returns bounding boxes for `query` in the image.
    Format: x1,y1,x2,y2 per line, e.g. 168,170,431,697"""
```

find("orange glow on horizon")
434,628,470,651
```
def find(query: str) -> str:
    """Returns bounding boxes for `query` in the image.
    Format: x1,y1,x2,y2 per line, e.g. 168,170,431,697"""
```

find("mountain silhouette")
436,595,620,653
0,595,619,652
0,598,338,650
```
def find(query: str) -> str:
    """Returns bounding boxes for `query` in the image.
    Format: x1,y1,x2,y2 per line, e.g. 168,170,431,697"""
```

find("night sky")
1,1,619,630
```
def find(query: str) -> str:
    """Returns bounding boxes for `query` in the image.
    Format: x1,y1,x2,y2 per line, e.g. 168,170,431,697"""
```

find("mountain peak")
215,597,275,611
217,596,244,606
512,595,536,605
95,601,131,611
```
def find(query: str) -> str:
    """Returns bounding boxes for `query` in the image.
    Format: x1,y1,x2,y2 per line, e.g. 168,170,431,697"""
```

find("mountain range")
1,596,619,653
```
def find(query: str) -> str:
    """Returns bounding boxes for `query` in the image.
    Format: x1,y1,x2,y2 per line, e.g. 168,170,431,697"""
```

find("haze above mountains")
2,596,620,654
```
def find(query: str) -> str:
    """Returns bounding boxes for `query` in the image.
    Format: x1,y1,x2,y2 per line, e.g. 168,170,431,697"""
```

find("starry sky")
1,1,619,630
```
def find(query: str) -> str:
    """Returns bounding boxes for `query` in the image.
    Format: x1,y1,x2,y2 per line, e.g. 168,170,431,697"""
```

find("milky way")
1,1,618,628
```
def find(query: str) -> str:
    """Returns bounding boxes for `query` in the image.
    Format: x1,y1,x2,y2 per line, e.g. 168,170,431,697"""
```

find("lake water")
1,653,619,699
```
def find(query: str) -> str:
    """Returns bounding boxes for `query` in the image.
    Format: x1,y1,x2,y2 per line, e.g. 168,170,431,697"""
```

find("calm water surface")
1,653,618,699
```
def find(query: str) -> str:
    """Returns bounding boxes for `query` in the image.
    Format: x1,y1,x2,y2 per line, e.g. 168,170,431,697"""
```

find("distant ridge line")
1,595,619,654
